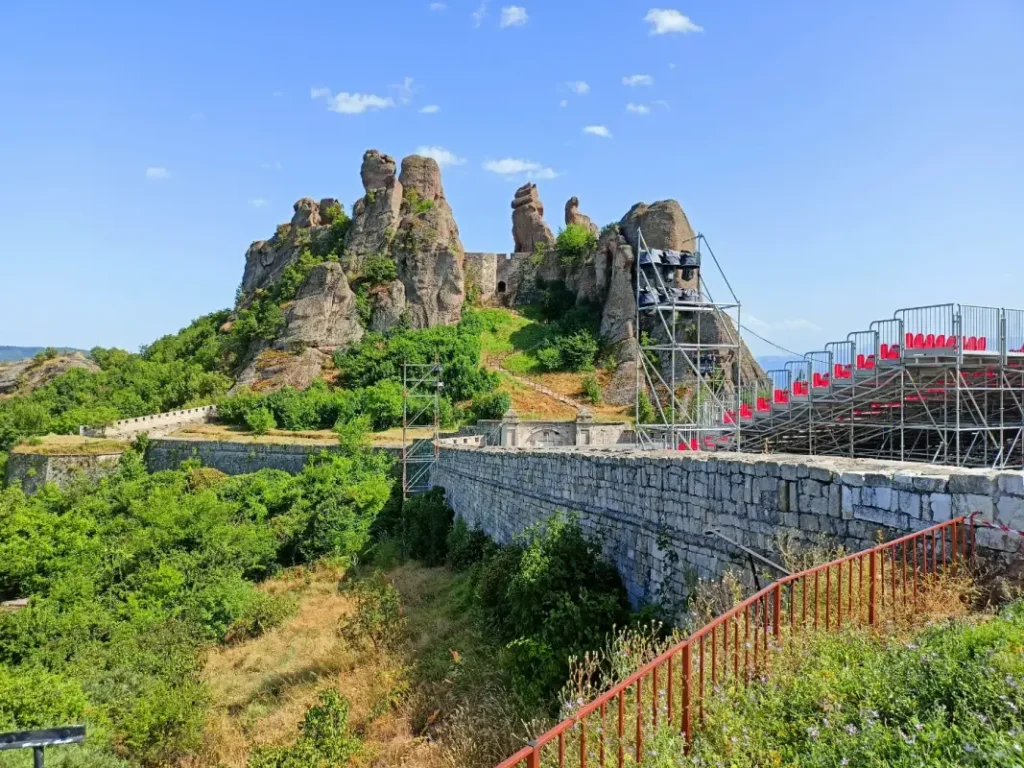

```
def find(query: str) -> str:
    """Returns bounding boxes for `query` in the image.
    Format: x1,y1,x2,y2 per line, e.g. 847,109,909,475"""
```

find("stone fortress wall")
463,251,539,306
81,405,217,440
433,442,1024,608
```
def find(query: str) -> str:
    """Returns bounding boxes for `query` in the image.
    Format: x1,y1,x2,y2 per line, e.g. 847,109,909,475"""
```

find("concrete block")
948,473,997,495
953,493,994,523
897,490,922,519
996,495,1024,531
841,471,866,487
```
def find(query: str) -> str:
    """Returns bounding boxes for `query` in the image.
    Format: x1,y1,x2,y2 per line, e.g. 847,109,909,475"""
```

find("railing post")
773,583,782,641
526,742,539,768
682,643,692,747
868,550,877,626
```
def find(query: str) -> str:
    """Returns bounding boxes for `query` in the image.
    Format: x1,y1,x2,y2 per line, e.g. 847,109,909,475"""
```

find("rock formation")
231,148,466,391
0,352,100,397
344,150,403,273
511,183,554,253
564,196,599,235
391,155,466,329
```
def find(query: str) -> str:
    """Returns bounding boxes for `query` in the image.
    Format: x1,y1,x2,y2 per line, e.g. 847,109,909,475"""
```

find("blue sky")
1,0,1022,358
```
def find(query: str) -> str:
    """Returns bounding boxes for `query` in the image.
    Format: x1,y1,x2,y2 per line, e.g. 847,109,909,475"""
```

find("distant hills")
0,346,88,363
756,355,801,372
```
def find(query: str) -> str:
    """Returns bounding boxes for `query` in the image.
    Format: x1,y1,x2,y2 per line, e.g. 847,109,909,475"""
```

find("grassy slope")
476,306,631,422
191,561,518,768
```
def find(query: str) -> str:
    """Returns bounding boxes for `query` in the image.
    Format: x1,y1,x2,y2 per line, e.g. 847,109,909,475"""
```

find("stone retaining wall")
434,445,1023,607
145,438,402,475
5,451,126,494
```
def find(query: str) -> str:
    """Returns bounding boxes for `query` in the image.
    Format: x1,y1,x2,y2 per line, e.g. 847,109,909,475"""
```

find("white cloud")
644,8,703,35
500,5,528,27
626,102,650,115
429,2,446,9
391,76,414,104
668,62,677,69
653,99,670,109
251,198,268,208
415,145,466,167
622,74,654,87
472,1,488,26
583,125,612,138
145,167,169,179
260,161,282,170
272,90,283,97
566,80,590,95
312,88,395,114
559,99,569,107
419,104,440,114
483,157,557,179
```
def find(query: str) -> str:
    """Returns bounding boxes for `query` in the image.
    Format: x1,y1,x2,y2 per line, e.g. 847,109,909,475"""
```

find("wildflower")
807,727,820,738
914,723,924,732
840,759,849,766
845,724,858,736
964,743,977,754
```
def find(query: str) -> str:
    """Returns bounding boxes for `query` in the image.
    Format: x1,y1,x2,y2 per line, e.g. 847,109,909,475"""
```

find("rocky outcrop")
391,155,466,329
344,150,404,273
233,347,328,393
277,263,364,351
369,280,406,333
565,196,599,235
619,200,699,292
511,183,554,254
0,353,100,396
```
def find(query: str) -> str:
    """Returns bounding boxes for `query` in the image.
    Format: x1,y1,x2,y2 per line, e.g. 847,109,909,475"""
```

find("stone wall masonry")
434,445,1024,608
81,405,217,440
463,252,539,306
6,451,126,494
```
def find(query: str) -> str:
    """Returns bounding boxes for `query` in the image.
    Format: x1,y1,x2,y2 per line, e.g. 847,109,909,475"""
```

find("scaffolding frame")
633,229,744,451
401,361,443,498
736,303,1024,470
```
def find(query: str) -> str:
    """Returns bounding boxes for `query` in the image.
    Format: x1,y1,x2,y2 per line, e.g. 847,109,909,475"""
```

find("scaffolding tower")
634,229,745,451
401,361,443,498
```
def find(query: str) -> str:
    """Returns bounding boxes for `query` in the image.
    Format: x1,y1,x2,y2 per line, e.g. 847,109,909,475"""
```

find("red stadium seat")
691,438,699,451
914,333,925,348
856,354,866,370
966,336,977,351
925,334,935,348
979,337,987,351
889,344,901,359
946,336,957,348
935,334,946,348
905,332,914,349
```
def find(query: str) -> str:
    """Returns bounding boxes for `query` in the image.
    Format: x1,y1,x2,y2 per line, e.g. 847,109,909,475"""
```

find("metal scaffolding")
401,361,443,498
633,229,744,451
733,303,1024,470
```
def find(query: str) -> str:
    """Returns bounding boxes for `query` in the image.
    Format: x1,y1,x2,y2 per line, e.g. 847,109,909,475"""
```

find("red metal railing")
496,516,972,768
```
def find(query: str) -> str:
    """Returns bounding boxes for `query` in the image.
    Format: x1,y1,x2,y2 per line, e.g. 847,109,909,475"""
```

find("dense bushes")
469,390,511,421
0,340,233,451
381,488,632,708
0,434,391,765
555,224,598,268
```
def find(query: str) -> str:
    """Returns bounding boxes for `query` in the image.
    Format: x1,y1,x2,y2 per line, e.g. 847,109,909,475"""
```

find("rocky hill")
225,147,761,400
0,352,100,396
231,150,465,392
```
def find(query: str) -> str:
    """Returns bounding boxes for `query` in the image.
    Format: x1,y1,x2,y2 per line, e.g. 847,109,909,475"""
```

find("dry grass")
188,560,513,768
170,422,434,448
497,374,577,420
11,435,131,456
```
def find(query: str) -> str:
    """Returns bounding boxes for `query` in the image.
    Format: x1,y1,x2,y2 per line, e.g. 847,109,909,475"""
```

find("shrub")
535,345,563,372
0,663,88,731
361,253,398,286
401,487,454,566
446,518,495,571
245,407,276,436
248,689,361,768
469,390,511,421
638,389,656,424
557,330,599,371
582,375,602,404
555,224,598,268
474,514,631,704
338,573,405,652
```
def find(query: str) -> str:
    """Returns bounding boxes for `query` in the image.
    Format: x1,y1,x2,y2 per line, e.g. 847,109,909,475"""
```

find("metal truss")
401,361,443,498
